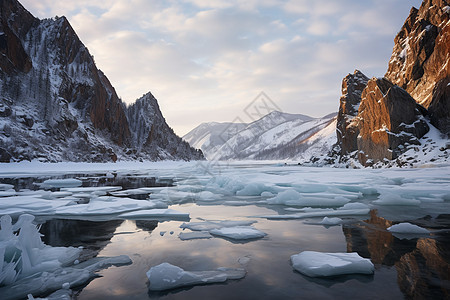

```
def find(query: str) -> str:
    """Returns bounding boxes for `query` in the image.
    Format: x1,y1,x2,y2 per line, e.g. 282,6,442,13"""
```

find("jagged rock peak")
336,70,369,155
385,0,450,134
357,77,429,166
0,0,204,162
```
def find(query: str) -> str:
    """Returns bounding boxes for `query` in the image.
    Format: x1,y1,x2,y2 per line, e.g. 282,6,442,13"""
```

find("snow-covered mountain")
183,111,336,161
0,0,203,162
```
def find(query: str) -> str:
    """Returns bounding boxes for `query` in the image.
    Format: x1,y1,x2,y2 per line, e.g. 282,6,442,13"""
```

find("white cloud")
19,0,422,135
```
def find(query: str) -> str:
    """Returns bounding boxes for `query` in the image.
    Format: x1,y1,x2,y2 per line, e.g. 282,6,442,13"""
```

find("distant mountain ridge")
183,111,336,161
0,0,203,162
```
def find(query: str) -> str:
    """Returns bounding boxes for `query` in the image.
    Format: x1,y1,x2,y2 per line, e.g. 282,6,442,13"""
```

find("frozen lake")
0,161,449,299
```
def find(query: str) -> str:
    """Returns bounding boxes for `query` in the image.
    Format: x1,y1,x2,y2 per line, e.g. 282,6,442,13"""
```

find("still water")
1,162,449,299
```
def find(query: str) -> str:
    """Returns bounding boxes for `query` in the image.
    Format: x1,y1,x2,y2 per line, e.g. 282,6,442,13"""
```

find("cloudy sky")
22,0,421,136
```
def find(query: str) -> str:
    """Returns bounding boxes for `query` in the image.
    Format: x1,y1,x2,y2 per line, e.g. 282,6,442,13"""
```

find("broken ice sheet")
291,251,374,277
146,262,246,291
209,226,267,240
0,214,132,299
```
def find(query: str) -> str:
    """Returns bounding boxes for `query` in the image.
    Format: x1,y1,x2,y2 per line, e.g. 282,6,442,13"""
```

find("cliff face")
385,0,450,134
336,70,369,155
357,78,429,165
333,0,449,167
126,93,204,161
0,0,203,162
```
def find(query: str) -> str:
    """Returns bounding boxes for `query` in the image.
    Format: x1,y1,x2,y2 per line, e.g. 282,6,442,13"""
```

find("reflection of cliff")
40,219,123,260
135,220,158,232
396,238,450,299
343,211,450,299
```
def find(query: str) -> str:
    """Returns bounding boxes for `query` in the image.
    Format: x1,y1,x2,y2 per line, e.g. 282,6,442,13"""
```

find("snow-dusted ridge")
0,0,203,162
183,111,336,161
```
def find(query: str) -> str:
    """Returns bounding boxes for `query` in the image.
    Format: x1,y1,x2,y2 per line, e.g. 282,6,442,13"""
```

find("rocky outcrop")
330,0,449,167
385,0,450,134
336,70,369,155
0,0,203,162
126,93,204,160
357,78,429,165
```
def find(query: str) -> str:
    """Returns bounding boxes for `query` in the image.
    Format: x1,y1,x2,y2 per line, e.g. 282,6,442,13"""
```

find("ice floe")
180,220,265,241
290,251,374,277
320,217,343,226
180,220,257,232
387,222,430,234
0,214,132,299
146,262,246,291
209,226,267,240
266,189,351,207
258,203,370,220
119,209,189,220
40,178,82,189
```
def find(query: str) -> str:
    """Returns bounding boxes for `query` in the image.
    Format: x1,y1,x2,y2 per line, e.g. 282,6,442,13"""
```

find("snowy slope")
183,122,247,160
184,111,336,161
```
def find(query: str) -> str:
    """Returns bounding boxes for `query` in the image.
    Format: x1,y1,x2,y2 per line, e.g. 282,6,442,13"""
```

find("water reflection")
40,219,123,260
135,220,158,232
343,210,450,299
1,173,172,192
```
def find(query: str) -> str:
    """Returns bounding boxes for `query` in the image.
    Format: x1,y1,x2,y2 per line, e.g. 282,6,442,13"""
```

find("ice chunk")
209,226,267,240
267,189,350,207
146,262,245,291
41,179,82,189
338,203,369,210
259,204,370,220
180,220,256,231
320,217,342,226
0,184,14,191
266,189,300,204
236,182,275,196
179,231,212,240
291,251,374,277
119,209,189,219
373,193,420,206
261,191,274,197
197,191,220,201
61,186,122,193
387,222,430,234
55,197,162,216
0,189,16,197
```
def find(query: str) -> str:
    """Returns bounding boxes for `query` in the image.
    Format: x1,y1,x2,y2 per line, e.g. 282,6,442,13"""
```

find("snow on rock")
209,226,267,240
146,262,246,291
387,222,430,234
290,251,374,277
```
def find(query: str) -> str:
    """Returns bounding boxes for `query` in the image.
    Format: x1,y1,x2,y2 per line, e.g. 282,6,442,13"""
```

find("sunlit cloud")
20,0,421,135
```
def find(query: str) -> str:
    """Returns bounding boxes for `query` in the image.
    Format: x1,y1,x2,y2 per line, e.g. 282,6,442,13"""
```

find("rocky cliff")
0,0,203,162
385,0,450,134
331,0,449,167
